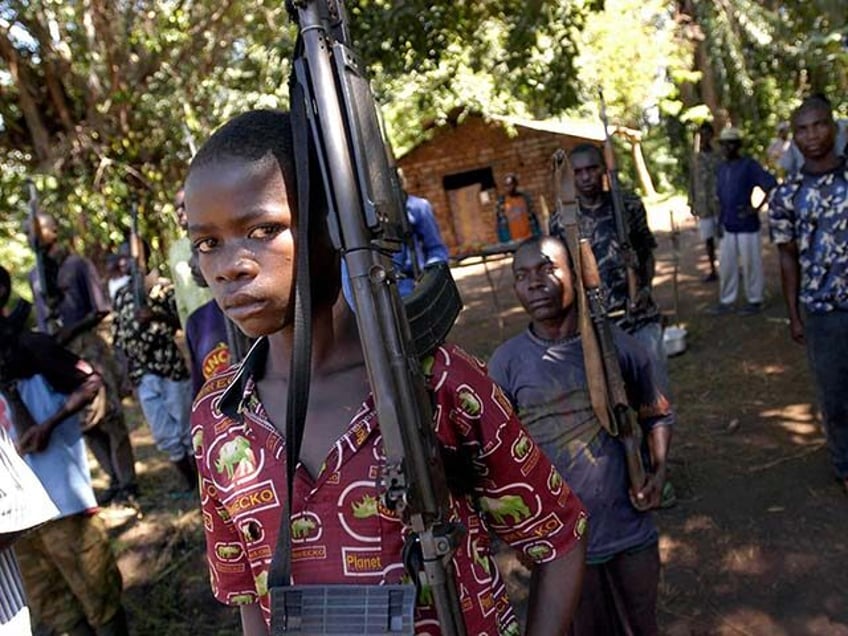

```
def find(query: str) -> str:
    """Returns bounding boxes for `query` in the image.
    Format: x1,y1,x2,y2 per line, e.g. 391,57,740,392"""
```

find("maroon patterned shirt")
191,341,587,634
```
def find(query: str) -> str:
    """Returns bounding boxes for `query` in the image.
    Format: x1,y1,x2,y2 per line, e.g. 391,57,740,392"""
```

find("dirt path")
109,195,847,634
450,196,848,635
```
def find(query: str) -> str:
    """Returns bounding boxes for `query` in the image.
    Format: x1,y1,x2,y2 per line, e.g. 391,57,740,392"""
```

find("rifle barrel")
598,91,640,315
287,3,466,633
25,179,61,335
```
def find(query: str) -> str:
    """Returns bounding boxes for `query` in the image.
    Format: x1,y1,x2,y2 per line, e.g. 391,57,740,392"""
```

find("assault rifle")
128,198,148,313
25,179,61,336
598,90,640,322
552,149,649,512
271,1,464,634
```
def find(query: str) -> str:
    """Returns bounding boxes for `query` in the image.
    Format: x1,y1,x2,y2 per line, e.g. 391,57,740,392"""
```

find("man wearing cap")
709,127,777,316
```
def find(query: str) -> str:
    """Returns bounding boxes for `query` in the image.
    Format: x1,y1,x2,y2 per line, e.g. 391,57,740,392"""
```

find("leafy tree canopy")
1,0,845,286
1,0,595,275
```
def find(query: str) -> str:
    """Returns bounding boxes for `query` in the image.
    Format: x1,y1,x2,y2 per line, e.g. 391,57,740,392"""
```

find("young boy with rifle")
184,109,587,635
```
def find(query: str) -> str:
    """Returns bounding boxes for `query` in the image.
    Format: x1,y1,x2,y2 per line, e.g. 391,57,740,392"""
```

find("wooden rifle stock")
598,91,640,318
578,241,648,507
552,150,648,510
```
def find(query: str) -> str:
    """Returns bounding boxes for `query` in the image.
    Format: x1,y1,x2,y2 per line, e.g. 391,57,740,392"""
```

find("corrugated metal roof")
491,114,641,141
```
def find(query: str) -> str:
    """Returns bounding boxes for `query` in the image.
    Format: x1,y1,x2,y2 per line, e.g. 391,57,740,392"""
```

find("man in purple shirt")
27,213,137,505
709,128,777,315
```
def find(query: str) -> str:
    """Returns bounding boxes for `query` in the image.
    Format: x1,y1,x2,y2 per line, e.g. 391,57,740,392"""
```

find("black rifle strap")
267,58,314,590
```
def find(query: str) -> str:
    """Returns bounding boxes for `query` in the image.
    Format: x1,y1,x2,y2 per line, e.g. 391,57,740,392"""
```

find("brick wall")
397,115,598,252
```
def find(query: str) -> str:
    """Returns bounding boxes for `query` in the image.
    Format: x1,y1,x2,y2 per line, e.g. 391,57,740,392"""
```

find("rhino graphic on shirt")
479,494,532,525
291,517,317,539
457,387,482,416
215,436,256,480
352,494,379,519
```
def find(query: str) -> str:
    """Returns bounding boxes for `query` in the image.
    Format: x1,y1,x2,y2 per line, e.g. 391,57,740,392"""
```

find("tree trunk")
0,29,51,163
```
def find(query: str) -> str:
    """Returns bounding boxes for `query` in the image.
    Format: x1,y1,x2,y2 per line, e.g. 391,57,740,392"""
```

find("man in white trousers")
708,128,777,316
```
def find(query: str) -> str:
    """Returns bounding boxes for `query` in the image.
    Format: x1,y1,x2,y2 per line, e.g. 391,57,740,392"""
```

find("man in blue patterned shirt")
768,94,848,494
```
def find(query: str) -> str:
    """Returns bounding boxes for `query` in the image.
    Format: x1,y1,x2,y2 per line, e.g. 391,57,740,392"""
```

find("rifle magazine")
269,584,416,635
403,263,462,358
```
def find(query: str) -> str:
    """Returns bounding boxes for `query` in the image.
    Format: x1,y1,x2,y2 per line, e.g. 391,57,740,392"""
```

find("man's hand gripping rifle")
270,1,464,634
552,149,650,512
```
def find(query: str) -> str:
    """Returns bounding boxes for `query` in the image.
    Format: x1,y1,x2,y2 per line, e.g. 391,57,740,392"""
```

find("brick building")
397,113,649,256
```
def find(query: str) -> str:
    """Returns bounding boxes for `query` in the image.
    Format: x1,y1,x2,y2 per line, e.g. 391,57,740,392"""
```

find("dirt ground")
103,195,848,635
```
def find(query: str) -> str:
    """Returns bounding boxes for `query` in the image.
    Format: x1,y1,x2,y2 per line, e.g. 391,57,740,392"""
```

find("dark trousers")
805,310,848,479
569,543,660,636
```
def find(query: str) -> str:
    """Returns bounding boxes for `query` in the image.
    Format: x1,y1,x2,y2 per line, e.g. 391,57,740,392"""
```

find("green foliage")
2,0,844,267
361,1,592,154
1,0,295,270
574,0,685,128
678,0,847,160
1,1,597,262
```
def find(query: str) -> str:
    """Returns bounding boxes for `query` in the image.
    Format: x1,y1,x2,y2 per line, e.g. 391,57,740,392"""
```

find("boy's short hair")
189,109,341,307
190,110,298,206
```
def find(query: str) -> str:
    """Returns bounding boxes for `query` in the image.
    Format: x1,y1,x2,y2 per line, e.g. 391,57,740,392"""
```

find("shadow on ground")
450,196,848,635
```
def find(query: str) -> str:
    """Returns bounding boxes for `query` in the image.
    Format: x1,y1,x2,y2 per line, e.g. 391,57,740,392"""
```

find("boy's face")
512,238,575,323
185,158,295,338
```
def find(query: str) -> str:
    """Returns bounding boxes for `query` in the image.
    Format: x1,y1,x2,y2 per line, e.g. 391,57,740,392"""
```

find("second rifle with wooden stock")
552,149,649,511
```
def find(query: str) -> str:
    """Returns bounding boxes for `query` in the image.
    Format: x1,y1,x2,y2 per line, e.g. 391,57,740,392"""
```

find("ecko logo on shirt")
222,480,279,519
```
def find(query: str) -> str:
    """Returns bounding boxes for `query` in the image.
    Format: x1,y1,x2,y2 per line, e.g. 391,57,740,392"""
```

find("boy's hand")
17,423,52,454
